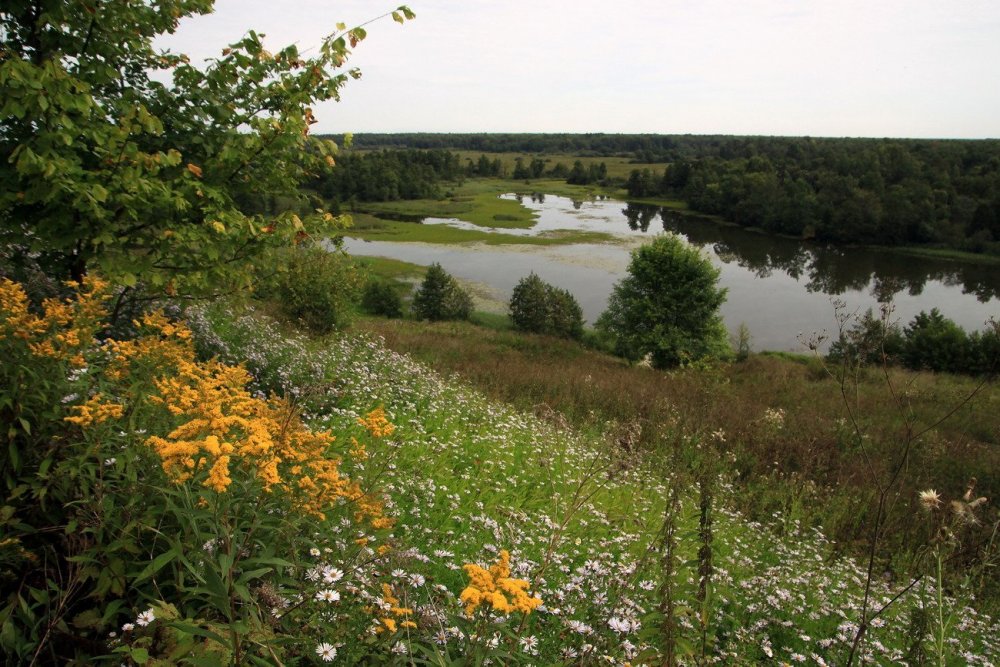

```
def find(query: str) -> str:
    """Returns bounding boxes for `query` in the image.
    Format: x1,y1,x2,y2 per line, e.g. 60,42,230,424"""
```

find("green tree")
902,309,969,373
412,262,472,321
567,160,588,185
361,279,404,318
508,272,583,339
597,234,729,368
0,1,414,294
828,307,905,366
263,244,363,333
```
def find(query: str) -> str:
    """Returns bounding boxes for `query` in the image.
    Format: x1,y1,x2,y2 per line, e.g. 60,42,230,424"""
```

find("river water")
344,193,1000,352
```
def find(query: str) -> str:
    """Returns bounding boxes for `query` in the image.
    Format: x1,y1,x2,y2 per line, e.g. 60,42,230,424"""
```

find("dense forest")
311,149,464,203
624,140,1000,252
312,149,610,203
322,134,1000,254
322,132,678,156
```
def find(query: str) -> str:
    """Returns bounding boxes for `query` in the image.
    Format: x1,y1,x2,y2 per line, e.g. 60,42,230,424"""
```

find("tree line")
312,148,613,204
830,308,999,377
311,149,464,204
321,132,684,156
625,140,1000,253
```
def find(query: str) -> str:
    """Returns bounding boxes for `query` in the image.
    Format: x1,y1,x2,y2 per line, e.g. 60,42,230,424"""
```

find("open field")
354,314,1000,601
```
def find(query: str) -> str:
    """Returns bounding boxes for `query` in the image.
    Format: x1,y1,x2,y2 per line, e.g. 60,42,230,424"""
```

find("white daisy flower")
315,642,337,661
315,589,340,603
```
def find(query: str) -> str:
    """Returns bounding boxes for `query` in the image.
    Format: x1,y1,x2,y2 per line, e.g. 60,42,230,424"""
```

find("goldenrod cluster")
0,276,108,367
0,276,393,529
64,393,125,427
459,550,543,616
374,583,416,634
357,406,395,438
348,437,368,462
103,311,193,382
133,323,391,526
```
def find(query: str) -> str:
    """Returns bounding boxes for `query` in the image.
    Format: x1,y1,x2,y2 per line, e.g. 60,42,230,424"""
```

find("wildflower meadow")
0,276,997,664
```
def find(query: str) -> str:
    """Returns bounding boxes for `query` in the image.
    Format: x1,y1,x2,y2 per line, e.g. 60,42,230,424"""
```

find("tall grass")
355,316,1000,607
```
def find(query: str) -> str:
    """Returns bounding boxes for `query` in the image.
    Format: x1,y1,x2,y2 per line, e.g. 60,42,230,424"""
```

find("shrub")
412,263,473,321
361,280,405,318
966,320,1000,376
597,234,730,368
902,309,969,373
508,273,584,339
828,307,906,366
264,244,363,333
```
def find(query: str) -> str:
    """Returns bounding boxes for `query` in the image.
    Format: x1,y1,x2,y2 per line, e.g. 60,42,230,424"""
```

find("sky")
159,0,1000,138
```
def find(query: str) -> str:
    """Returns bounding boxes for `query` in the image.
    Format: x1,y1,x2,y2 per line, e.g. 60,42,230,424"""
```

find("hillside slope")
189,305,1000,665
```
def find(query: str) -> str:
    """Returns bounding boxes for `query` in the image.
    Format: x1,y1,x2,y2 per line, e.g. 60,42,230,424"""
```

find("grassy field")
185,302,1000,662
357,179,537,229
353,315,1000,596
345,211,620,246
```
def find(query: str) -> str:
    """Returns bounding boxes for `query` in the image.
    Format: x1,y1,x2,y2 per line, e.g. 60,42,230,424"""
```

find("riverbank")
346,176,1000,268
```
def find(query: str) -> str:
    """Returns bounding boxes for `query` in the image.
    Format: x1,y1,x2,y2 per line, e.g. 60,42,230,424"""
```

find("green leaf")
130,647,150,663
71,609,103,630
235,567,272,585
166,621,227,646
134,548,178,583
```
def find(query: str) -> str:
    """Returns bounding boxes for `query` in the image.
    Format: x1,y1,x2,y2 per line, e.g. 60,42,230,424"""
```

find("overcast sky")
160,0,1000,138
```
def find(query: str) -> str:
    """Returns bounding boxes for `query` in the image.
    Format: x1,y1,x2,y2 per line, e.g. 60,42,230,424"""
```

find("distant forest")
312,149,464,203
317,133,1000,254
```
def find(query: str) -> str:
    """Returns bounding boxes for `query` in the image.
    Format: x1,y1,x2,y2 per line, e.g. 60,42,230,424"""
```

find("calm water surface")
344,194,1000,352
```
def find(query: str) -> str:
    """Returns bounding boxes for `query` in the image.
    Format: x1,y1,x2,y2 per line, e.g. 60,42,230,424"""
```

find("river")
343,193,1000,352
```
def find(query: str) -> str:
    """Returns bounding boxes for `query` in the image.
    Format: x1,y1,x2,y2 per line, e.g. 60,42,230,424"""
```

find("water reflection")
345,194,999,350
620,204,1000,303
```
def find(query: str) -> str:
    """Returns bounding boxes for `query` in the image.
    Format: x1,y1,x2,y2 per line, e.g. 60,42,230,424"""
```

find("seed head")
918,489,942,511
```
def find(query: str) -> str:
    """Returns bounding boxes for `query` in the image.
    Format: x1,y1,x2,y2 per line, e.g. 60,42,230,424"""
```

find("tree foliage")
412,263,472,322
508,273,583,339
313,149,463,204
828,307,999,376
623,141,1000,253
597,235,729,368
0,1,414,294
361,279,404,318
261,243,363,333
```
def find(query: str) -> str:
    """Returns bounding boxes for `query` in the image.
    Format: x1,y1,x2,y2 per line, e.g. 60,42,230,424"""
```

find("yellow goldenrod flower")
459,550,542,617
64,393,125,427
357,406,395,438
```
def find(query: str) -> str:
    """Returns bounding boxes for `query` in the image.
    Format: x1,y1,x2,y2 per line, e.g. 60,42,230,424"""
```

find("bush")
902,309,969,373
508,273,584,339
412,263,473,321
264,244,363,333
362,280,405,318
967,320,1000,376
828,307,906,366
596,234,730,368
